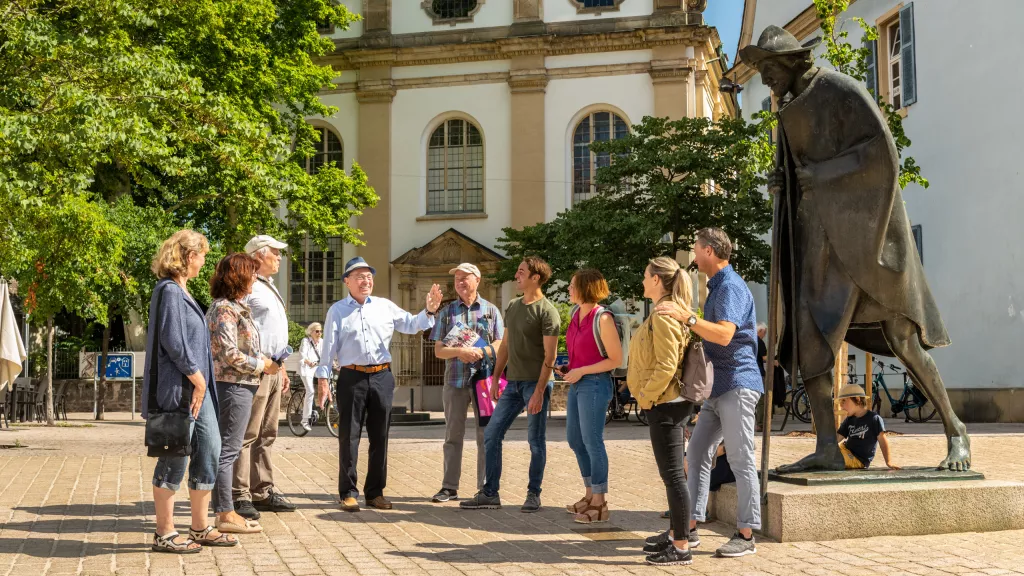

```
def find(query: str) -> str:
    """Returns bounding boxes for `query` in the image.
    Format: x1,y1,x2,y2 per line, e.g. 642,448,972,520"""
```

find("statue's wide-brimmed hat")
740,25,821,65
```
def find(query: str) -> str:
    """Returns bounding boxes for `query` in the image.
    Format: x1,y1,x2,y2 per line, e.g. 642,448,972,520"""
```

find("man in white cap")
234,234,296,519
316,257,444,511
428,263,503,504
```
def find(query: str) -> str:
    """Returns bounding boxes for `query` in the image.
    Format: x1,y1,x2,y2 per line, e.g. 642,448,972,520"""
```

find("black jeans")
336,368,395,500
648,401,694,540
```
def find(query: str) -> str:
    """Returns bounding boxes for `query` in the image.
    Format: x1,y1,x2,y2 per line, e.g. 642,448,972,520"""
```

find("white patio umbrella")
0,280,27,391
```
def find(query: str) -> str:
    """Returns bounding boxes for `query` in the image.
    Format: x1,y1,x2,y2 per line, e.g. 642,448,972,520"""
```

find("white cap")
448,263,481,278
244,235,288,254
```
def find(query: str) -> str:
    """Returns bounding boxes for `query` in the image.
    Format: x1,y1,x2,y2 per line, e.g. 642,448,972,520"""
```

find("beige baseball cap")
448,263,481,277
244,234,288,254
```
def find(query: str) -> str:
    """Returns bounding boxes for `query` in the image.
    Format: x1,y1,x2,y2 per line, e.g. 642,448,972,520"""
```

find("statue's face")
757,59,798,98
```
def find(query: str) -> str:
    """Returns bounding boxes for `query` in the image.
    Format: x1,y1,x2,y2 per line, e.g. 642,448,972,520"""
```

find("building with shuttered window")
730,0,1024,421
274,0,737,410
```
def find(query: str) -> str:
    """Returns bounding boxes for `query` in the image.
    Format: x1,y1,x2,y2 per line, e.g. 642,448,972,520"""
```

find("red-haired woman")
206,253,269,536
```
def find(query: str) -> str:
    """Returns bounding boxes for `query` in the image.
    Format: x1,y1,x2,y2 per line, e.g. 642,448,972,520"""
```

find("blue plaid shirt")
429,296,504,388
703,265,763,398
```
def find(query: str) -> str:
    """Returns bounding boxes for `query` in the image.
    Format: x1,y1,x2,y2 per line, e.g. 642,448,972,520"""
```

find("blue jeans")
565,373,613,494
152,391,221,492
482,380,552,497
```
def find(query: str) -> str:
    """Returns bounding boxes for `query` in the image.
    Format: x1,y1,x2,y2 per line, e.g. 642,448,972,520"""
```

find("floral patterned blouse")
206,298,264,386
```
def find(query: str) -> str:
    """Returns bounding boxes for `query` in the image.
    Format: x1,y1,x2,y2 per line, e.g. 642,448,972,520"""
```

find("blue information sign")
101,353,134,380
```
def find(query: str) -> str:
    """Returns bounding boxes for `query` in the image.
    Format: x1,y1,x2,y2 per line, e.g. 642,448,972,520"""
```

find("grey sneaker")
521,492,541,513
688,528,701,548
716,533,756,557
459,491,501,510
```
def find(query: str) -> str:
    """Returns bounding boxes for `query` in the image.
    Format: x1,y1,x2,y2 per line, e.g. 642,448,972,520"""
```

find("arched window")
301,125,343,175
427,118,484,214
423,0,484,23
572,111,628,205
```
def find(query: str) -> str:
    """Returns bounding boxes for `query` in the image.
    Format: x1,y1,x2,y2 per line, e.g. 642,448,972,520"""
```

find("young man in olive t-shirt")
460,257,561,513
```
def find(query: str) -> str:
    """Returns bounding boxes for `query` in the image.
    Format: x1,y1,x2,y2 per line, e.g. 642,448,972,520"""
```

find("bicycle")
870,361,937,423
606,376,647,425
287,384,340,437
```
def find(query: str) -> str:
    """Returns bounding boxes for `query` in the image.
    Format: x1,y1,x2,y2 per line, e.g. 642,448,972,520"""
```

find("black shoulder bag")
144,284,195,457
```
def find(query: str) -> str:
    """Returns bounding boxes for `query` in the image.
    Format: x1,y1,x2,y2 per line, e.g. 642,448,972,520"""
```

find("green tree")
495,116,775,302
813,0,928,190
18,196,125,425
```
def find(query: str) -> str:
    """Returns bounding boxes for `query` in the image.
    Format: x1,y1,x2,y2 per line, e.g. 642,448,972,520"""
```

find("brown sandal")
573,502,609,524
566,496,591,514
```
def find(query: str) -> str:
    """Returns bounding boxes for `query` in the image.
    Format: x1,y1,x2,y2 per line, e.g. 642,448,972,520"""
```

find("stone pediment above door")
391,228,506,310
392,228,504,274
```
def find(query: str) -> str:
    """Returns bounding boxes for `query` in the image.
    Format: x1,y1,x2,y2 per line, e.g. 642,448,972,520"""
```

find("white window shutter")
899,2,917,106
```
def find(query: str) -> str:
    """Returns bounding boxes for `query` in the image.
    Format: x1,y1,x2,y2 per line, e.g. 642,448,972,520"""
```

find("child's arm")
878,432,899,469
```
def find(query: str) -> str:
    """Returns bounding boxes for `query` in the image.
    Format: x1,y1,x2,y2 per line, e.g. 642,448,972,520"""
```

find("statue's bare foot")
938,432,971,471
775,445,846,474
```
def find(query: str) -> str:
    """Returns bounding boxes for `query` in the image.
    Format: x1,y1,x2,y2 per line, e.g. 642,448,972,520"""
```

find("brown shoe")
366,496,393,510
340,497,359,512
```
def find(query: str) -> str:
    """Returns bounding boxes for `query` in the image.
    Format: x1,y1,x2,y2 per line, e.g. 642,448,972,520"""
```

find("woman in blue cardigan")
143,230,233,553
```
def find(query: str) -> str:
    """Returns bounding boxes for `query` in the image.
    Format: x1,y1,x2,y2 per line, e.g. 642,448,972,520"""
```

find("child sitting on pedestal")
837,385,899,470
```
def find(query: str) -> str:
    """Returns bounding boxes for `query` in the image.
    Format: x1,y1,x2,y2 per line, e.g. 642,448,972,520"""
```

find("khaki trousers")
442,383,485,492
233,371,282,501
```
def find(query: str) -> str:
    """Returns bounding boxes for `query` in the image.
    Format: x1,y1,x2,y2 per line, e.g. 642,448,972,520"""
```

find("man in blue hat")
316,257,443,511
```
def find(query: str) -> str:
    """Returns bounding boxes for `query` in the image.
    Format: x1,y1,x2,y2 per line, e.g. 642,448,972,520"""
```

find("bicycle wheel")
287,391,309,437
325,394,340,438
871,391,881,415
606,399,614,424
905,386,938,423
634,403,648,426
790,387,812,423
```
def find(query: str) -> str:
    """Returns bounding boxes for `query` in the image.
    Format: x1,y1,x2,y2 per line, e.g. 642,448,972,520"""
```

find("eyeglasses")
314,330,322,334
350,273,374,282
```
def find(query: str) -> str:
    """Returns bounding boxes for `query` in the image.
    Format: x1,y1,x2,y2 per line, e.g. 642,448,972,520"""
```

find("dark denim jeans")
565,372,613,494
482,380,552,497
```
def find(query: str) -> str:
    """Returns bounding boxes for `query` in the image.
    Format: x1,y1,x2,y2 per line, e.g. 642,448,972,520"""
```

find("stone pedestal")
708,476,1024,542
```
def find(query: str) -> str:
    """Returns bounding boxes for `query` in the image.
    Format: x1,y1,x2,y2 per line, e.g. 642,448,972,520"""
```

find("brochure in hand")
442,320,486,349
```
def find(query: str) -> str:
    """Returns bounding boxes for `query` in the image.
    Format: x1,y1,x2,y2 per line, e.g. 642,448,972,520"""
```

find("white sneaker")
302,423,313,432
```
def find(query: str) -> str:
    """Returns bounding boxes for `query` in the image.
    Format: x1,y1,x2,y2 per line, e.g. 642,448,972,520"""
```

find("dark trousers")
337,367,395,500
214,382,256,513
648,401,694,541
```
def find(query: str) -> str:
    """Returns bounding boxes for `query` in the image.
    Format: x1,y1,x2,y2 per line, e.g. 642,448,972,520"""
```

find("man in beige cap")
428,263,503,503
234,234,296,518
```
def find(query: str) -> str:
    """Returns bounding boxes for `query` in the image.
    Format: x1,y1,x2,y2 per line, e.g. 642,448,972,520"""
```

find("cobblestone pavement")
0,412,1021,575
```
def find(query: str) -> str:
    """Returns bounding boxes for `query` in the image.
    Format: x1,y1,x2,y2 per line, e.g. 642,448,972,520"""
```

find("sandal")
188,526,238,547
217,517,263,534
152,532,201,554
573,501,610,524
566,496,591,514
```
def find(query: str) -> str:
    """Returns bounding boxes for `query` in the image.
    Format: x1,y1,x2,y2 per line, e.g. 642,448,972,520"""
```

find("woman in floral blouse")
206,253,269,535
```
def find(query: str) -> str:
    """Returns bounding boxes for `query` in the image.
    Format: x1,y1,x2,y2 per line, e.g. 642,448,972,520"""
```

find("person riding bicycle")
837,385,898,470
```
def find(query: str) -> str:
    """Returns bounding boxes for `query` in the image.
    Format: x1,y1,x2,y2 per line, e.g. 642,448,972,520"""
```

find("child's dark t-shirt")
838,411,885,466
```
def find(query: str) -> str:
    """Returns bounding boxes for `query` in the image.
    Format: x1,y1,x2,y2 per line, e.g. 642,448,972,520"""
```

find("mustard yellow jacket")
626,302,689,410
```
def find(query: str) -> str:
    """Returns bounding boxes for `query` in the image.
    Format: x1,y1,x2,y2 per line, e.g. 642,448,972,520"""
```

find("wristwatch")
686,315,698,327
426,309,436,317
274,358,284,367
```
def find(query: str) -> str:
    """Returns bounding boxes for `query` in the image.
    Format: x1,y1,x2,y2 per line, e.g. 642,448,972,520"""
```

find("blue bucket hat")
343,256,376,278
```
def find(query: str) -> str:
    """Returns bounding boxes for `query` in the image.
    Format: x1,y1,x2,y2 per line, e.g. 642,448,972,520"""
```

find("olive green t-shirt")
504,296,561,381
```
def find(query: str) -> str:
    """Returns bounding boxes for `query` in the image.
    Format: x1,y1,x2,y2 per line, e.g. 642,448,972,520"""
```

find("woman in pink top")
559,269,623,523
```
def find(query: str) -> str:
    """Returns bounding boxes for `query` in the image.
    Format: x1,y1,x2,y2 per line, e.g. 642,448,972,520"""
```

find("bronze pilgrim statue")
742,26,971,472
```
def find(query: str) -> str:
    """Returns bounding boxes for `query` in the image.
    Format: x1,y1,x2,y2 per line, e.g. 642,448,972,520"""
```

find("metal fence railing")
389,336,445,388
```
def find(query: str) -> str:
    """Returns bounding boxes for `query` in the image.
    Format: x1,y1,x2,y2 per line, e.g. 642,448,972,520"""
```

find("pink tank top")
566,307,608,370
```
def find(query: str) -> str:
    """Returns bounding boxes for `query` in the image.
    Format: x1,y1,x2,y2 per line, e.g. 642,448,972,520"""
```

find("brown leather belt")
342,363,390,374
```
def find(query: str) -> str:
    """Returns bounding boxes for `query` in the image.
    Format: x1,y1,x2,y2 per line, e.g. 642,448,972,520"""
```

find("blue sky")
703,0,745,67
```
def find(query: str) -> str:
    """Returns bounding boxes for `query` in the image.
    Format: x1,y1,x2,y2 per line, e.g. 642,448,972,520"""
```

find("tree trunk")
45,316,55,426
226,204,238,252
96,312,112,420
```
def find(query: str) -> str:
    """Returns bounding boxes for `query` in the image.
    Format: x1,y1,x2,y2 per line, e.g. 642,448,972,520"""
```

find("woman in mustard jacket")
626,256,695,567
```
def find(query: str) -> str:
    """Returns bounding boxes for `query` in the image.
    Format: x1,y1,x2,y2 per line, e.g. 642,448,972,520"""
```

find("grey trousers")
234,371,282,501
687,387,762,530
442,383,485,492
213,382,257,513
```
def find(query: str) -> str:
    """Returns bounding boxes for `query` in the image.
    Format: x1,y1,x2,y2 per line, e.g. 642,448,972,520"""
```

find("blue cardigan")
141,279,218,417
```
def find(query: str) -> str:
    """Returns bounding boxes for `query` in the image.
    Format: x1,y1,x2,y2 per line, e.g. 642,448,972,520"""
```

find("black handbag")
145,284,194,458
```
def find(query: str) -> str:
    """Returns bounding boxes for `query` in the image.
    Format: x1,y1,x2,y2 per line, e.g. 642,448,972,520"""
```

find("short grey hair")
695,227,732,261
306,322,322,337
251,246,271,261
757,322,768,332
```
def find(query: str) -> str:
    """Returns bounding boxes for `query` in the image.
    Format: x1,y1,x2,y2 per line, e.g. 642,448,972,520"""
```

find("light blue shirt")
315,295,435,378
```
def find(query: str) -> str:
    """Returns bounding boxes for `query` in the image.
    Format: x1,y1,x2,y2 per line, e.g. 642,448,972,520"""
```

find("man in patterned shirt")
429,263,504,503
656,227,763,558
